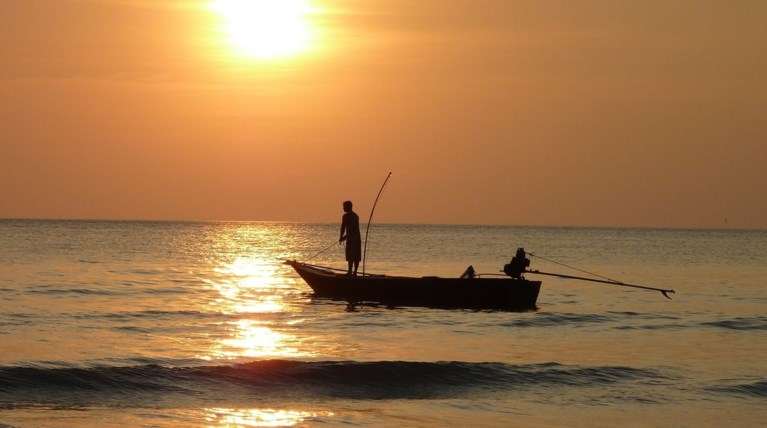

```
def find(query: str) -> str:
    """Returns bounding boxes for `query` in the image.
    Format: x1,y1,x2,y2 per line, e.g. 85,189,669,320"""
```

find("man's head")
343,201,353,212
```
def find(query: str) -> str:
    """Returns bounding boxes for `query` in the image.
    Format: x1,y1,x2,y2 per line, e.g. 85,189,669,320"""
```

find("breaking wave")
0,360,668,407
701,316,767,331
708,379,767,398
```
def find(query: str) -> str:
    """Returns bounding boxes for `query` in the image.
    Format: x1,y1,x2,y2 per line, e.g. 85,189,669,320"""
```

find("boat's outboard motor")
504,247,530,278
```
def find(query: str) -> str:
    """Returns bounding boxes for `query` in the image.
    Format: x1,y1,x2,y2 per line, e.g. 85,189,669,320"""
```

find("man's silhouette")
339,200,361,275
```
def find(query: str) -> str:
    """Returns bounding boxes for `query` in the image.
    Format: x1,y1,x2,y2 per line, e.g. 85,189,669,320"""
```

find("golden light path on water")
205,408,334,427
201,255,314,360
181,226,341,427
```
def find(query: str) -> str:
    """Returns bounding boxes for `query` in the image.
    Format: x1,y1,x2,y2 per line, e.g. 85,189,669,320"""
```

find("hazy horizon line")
1,217,761,232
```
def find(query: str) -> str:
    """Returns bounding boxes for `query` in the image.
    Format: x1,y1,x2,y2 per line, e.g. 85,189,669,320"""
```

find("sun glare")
213,0,315,59
206,408,334,427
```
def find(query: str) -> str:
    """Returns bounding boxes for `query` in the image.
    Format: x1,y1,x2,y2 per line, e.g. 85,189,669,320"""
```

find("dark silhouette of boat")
287,246,676,310
285,249,541,310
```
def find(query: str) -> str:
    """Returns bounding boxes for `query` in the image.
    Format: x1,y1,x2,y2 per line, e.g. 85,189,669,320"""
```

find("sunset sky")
1,0,765,228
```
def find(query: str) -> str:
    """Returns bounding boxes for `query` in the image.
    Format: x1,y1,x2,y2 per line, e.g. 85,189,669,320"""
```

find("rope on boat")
526,252,676,299
306,240,339,261
289,260,379,276
528,252,622,283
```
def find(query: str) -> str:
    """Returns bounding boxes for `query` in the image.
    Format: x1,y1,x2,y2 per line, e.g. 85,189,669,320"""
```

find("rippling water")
0,220,765,427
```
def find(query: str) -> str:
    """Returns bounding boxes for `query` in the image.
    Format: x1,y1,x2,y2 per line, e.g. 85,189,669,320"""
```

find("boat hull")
287,261,541,310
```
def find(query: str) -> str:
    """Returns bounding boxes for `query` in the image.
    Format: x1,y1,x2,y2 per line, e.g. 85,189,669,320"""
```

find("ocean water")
0,219,765,427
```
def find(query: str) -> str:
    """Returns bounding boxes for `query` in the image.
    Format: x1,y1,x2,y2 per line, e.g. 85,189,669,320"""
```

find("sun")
212,0,315,60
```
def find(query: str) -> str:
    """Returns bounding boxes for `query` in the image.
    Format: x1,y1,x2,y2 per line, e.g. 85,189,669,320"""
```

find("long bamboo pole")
525,269,676,299
362,172,392,276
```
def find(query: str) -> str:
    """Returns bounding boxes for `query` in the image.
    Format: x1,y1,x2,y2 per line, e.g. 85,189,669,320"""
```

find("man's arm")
339,215,347,243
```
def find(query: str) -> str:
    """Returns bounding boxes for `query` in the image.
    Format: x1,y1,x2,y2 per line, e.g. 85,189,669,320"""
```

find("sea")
0,219,765,427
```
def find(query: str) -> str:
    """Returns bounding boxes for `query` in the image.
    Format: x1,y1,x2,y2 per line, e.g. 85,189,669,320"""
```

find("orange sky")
1,0,765,228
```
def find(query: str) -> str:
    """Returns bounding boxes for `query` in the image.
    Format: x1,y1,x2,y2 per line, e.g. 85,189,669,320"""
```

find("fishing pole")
362,172,392,276
306,239,339,261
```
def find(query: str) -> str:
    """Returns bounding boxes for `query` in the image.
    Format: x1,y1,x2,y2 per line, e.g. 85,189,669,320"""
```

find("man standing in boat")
339,200,362,276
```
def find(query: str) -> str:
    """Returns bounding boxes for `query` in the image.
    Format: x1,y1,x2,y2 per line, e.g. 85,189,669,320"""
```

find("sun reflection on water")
208,257,288,314
219,319,302,358
202,255,314,360
205,408,333,427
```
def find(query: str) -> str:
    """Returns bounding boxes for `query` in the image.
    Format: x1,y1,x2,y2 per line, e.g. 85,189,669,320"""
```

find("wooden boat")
285,253,541,310
287,244,675,310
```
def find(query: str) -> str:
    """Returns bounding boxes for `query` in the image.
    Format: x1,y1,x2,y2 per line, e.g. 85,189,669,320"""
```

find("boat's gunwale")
286,259,541,310
286,260,541,283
